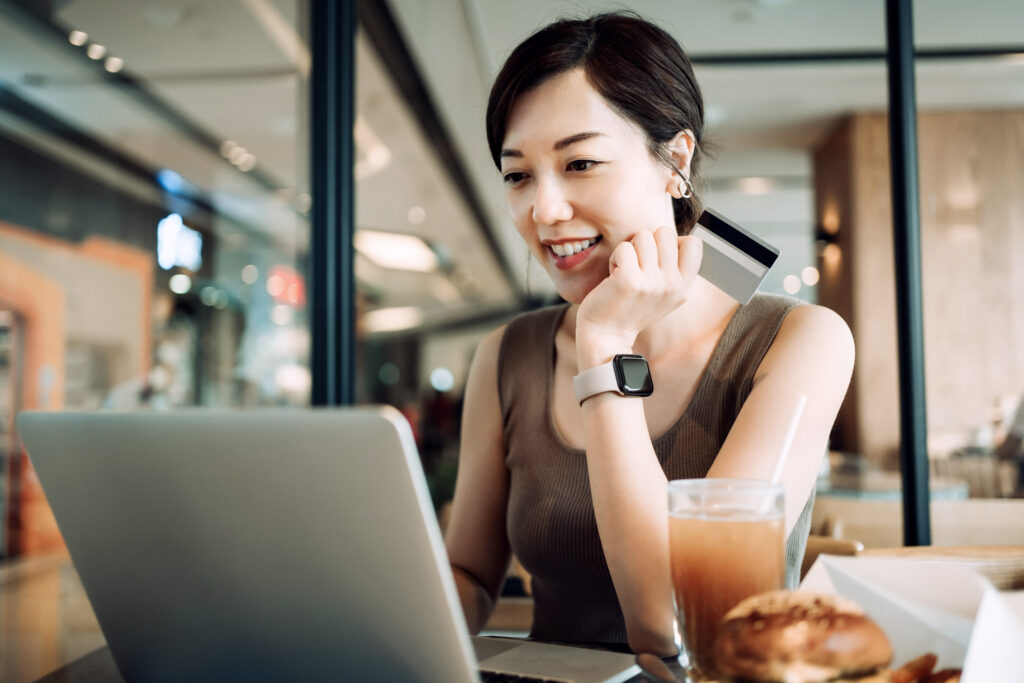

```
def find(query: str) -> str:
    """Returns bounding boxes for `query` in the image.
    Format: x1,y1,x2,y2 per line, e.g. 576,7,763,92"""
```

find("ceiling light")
801,266,820,287
355,230,439,272
783,275,801,295
236,153,256,172
736,177,774,195
68,30,88,46
361,306,424,334
86,44,107,60
104,56,124,73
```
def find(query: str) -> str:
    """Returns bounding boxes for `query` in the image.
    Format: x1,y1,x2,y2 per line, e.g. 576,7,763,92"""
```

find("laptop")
16,407,641,682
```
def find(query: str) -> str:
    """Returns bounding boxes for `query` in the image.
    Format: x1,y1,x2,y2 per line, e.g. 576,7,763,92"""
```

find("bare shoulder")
466,324,508,385
780,303,853,354
757,303,854,380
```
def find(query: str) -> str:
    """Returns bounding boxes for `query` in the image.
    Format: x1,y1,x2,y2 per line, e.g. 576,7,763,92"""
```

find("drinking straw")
769,394,807,484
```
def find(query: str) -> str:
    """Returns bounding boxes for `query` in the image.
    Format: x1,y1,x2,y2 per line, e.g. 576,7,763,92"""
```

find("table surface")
27,546,1024,681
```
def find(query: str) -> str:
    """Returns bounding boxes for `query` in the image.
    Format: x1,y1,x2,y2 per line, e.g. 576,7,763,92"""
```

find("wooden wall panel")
815,110,1024,465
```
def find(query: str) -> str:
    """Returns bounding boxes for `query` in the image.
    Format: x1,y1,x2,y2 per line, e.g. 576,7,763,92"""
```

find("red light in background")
268,265,305,307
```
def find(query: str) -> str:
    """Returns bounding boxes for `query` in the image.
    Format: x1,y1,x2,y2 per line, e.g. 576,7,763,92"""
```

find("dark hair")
486,12,706,233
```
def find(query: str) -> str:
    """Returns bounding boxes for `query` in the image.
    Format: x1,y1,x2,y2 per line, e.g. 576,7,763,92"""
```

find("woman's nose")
531,177,573,225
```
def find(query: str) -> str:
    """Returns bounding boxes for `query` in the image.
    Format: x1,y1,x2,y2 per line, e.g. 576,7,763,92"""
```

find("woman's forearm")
451,565,496,634
576,331,677,654
581,391,676,655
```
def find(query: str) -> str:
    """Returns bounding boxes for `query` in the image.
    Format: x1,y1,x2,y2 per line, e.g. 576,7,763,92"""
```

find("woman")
444,13,854,656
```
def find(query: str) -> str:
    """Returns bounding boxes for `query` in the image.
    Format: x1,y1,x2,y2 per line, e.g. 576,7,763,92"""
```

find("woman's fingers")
631,229,659,271
654,225,679,271
609,239,639,276
678,234,703,284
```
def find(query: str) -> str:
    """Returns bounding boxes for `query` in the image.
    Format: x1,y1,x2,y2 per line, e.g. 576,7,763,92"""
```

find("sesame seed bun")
713,590,893,683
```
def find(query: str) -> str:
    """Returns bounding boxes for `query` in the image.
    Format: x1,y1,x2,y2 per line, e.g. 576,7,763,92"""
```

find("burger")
713,590,894,682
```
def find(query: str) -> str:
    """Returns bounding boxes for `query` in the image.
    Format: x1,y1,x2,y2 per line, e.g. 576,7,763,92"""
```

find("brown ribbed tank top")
497,294,815,647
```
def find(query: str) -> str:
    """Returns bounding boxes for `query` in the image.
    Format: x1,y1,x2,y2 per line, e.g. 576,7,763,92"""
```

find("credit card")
692,208,779,305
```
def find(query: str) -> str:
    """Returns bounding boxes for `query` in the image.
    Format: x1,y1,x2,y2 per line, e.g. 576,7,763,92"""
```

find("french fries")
890,653,938,683
920,670,961,683
885,653,960,683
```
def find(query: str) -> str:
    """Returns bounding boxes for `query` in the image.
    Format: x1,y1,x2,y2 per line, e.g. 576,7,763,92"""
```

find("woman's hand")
576,225,703,360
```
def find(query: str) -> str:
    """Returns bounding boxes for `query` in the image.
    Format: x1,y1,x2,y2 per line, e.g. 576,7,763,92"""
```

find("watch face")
615,355,654,396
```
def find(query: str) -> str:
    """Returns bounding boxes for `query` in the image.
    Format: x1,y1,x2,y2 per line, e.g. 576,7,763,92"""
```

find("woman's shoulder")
763,297,854,370
745,294,848,335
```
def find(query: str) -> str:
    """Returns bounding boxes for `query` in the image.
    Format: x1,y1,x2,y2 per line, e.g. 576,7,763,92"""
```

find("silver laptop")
16,407,640,682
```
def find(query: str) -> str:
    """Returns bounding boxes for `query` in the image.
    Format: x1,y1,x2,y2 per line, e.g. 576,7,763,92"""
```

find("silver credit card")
692,208,779,305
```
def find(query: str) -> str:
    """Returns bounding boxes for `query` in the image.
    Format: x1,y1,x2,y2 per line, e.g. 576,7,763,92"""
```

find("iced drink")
667,479,785,680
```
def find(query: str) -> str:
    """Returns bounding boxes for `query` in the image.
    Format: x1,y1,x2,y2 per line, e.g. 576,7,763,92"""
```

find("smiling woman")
442,11,855,658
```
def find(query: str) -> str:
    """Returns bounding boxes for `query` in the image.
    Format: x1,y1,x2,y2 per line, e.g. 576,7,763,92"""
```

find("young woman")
444,13,854,656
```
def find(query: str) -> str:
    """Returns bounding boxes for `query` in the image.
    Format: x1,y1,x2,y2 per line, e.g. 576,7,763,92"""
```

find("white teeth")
550,238,597,257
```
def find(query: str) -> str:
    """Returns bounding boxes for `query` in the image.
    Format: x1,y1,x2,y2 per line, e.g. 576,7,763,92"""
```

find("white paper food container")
800,556,1024,682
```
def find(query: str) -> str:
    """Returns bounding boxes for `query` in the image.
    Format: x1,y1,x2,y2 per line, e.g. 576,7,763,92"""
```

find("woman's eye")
503,172,527,186
567,159,598,172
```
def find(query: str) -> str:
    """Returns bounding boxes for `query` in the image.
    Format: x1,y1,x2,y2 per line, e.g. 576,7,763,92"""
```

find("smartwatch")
573,354,654,405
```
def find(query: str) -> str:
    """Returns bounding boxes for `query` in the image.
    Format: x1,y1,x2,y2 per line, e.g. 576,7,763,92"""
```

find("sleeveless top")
497,294,815,647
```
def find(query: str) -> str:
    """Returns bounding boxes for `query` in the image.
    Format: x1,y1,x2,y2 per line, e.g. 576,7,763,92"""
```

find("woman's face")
500,68,678,304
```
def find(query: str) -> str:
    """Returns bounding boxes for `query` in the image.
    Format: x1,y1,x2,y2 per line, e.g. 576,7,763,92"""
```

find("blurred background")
0,0,1022,679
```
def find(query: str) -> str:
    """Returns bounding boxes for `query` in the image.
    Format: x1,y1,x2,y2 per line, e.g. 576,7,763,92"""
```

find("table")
862,545,1024,590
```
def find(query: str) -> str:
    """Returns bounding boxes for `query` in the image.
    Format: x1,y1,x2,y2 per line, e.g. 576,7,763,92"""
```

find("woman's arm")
706,304,854,533
575,226,701,655
575,228,853,654
578,305,853,654
444,326,512,634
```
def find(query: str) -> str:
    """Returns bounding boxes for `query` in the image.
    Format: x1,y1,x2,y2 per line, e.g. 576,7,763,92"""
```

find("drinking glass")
667,478,785,681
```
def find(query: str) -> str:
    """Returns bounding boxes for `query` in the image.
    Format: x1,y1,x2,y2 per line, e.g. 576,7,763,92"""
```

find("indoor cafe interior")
1,0,1023,681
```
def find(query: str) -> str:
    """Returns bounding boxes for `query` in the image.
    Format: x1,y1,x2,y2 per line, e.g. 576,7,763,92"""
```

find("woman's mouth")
548,236,602,270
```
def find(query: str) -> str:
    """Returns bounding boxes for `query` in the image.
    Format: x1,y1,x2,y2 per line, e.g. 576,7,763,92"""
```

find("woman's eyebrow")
553,131,604,150
500,131,606,159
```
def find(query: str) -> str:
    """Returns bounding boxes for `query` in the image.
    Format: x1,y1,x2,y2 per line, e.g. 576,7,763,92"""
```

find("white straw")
769,394,807,484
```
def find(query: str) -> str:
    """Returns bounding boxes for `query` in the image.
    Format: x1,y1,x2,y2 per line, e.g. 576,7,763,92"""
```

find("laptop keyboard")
479,670,568,683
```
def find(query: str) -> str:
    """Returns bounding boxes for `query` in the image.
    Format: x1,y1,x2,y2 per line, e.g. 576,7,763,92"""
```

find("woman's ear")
668,129,696,178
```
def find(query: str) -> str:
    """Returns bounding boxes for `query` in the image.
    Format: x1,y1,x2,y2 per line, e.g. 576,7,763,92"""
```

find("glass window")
0,0,310,558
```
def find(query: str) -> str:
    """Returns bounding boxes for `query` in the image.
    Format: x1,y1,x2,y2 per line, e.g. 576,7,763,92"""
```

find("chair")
801,534,863,580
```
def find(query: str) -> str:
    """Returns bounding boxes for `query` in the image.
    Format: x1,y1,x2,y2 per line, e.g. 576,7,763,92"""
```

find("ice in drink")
669,508,785,678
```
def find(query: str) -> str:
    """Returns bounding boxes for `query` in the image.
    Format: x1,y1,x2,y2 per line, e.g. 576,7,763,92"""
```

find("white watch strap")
573,361,621,405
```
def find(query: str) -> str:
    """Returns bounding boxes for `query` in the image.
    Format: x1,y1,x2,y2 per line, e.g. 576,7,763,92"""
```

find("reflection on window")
0,0,309,557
